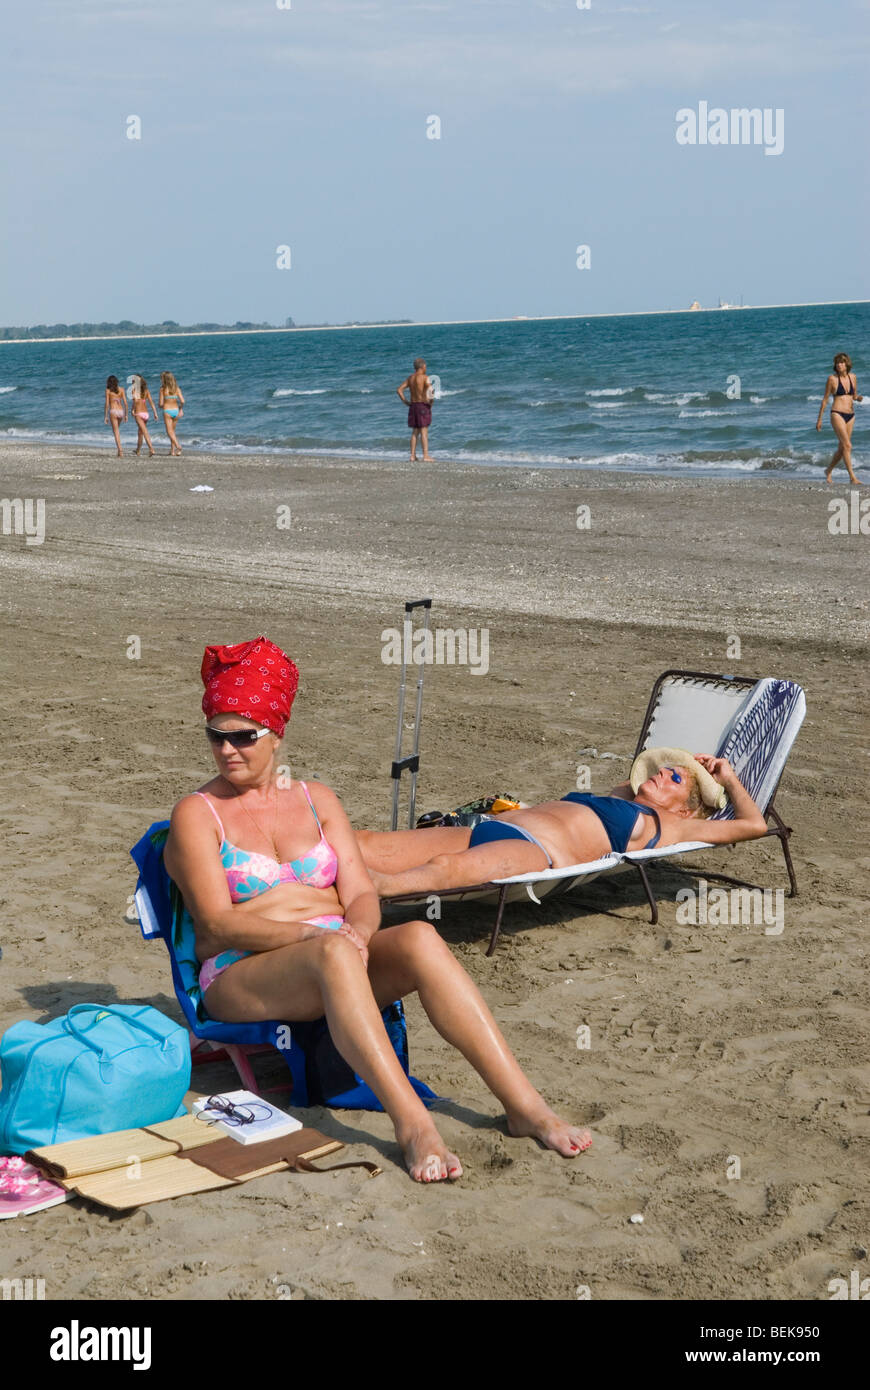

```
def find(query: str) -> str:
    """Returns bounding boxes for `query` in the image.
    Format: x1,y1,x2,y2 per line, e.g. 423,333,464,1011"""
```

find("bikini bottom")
467,816,553,866
200,914,345,995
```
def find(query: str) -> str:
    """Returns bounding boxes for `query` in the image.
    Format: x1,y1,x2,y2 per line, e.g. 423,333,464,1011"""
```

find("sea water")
0,301,865,479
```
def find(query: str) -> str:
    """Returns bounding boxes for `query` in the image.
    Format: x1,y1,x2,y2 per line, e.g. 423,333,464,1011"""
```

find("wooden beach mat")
28,1114,223,1180
26,1114,380,1211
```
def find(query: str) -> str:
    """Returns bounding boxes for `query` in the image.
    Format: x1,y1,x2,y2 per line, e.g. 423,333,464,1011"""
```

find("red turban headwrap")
200,637,299,737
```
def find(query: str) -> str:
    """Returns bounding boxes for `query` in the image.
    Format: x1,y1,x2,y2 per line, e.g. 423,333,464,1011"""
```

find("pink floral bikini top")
195,781,339,902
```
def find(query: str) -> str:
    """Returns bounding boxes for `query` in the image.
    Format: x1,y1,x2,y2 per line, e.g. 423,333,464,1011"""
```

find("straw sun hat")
629,747,727,811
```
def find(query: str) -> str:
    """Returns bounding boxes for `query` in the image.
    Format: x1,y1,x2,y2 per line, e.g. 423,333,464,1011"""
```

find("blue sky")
3,0,869,324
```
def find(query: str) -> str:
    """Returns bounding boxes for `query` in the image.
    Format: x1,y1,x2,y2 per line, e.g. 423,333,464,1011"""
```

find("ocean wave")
645,391,707,405
571,451,652,467
434,388,465,397
1,426,109,445
674,446,824,475
585,387,632,397
588,401,624,409
0,386,17,394
0,425,827,476
678,408,732,418
749,396,768,404
272,388,328,396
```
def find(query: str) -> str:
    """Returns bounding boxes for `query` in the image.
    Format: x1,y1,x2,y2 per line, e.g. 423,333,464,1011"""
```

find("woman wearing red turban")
165,636,591,1182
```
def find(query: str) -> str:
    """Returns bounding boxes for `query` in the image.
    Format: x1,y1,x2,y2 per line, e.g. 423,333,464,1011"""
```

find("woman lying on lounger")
164,636,591,1185
358,750,767,897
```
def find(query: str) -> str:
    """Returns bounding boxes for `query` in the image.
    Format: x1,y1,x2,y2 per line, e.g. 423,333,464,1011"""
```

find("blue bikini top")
561,792,661,853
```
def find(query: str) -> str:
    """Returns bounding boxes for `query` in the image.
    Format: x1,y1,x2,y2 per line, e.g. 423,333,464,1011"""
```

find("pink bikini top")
195,781,339,902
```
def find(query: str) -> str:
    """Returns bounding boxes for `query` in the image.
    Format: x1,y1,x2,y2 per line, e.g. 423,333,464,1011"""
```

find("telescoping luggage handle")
63,1003,173,1058
390,598,432,830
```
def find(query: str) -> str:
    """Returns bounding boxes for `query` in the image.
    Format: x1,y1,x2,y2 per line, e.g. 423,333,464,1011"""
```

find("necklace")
233,781,280,858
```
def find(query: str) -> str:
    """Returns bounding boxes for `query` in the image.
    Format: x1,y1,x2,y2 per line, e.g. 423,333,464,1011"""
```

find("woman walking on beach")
159,372,185,456
817,352,862,484
131,375,158,457
103,375,127,456
164,636,592,1183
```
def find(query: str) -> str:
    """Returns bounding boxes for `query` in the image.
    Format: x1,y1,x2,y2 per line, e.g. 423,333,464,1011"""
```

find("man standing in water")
396,357,434,461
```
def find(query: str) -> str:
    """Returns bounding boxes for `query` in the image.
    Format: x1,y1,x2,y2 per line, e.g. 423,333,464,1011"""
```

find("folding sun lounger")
380,669,806,956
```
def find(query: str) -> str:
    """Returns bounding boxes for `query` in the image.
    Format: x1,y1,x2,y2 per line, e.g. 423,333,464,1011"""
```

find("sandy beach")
1,440,868,1301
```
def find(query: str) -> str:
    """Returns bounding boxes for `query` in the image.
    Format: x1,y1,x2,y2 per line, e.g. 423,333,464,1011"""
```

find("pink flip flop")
0,1156,71,1219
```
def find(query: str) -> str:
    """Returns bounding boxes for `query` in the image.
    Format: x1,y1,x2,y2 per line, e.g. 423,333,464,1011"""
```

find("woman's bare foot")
506,1103,592,1157
399,1121,462,1183
825,470,833,484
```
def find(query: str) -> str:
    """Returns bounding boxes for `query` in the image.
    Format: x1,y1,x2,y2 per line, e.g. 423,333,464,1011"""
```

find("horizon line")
1,298,867,347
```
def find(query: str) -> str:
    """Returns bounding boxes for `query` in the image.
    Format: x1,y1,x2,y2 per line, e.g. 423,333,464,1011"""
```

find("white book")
192,1090,303,1146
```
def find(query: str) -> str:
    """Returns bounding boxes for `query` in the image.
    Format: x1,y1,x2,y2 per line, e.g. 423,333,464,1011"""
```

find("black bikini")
834,373,856,425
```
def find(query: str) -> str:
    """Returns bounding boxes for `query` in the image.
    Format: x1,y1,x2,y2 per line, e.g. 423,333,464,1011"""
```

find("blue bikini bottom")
467,816,553,866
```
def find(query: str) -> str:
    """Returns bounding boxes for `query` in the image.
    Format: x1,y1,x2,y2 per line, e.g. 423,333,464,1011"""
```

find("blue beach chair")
130,822,435,1110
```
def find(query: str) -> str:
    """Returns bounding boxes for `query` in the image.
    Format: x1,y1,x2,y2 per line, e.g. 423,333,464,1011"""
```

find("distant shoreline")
1,299,866,347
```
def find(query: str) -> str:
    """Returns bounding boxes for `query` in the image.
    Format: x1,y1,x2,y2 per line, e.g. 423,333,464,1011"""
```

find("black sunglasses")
195,1095,273,1127
205,726,271,748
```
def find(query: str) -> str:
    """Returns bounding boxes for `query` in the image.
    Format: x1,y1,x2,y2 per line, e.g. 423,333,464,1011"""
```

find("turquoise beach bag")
0,1003,190,1156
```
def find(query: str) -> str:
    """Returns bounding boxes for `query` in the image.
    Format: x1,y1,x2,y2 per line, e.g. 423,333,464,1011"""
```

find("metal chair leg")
485,885,509,956
767,806,798,897
634,862,659,924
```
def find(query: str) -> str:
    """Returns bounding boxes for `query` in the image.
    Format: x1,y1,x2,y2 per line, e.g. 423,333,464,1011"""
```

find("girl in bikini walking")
131,375,158,457
159,372,185,456
817,351,862,485
103,375,127,456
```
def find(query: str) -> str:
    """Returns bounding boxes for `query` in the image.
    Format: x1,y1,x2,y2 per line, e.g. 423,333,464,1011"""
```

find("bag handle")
64,1004,173,1056
291,1156,382,1178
